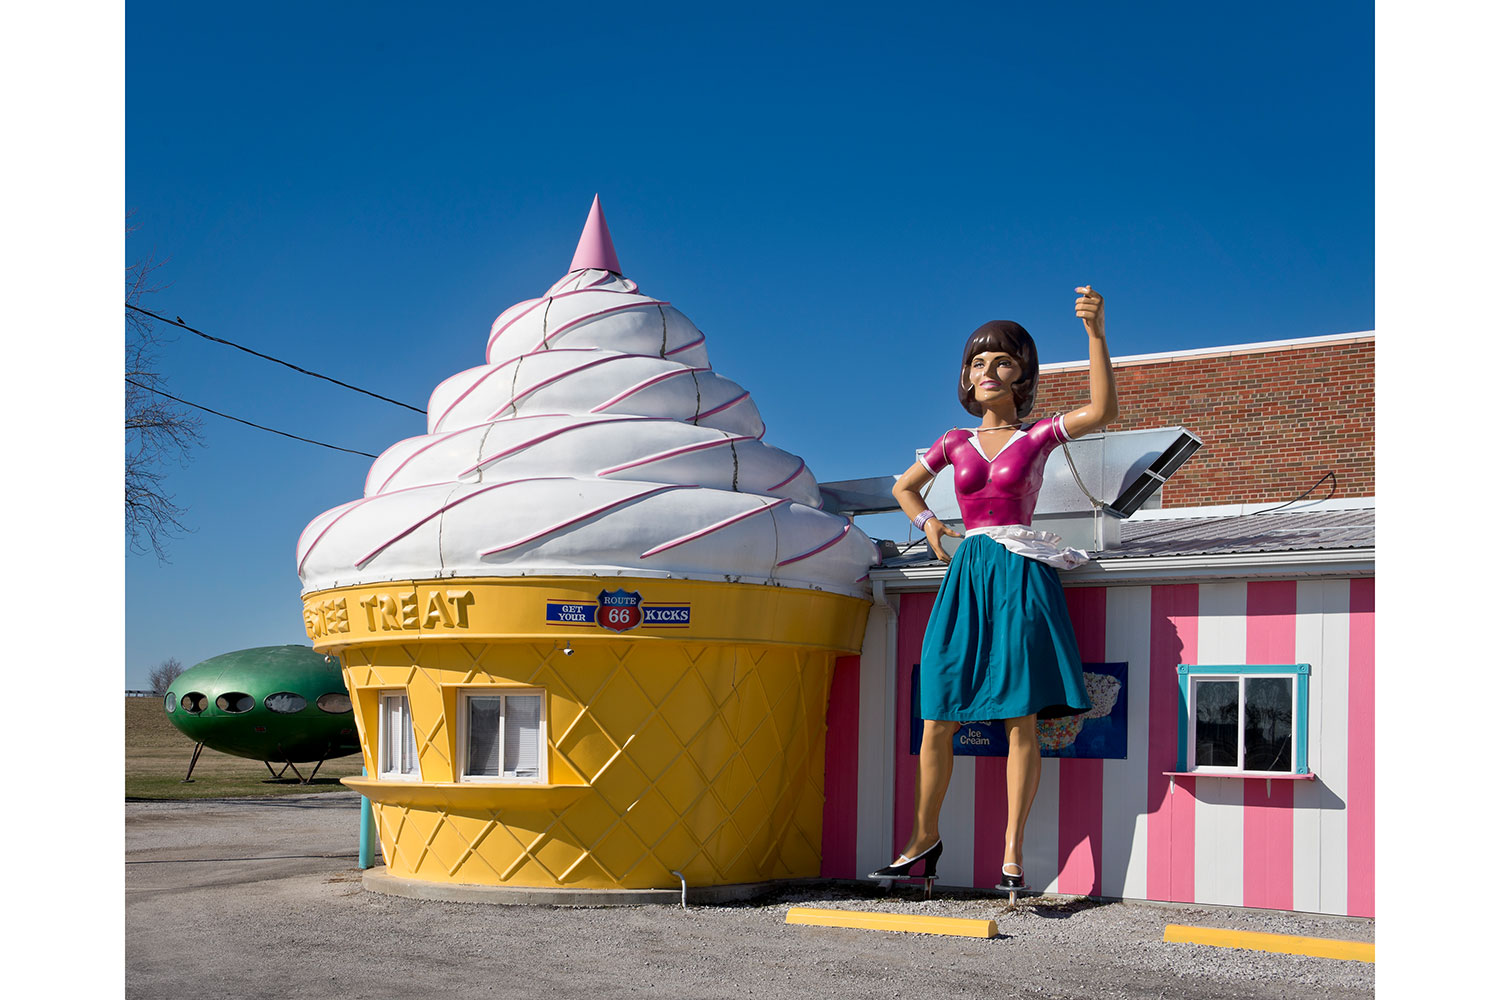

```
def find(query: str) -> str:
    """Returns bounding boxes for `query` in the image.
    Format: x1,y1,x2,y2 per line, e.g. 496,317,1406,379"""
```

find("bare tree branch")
147,657,187,695
126,215,202,561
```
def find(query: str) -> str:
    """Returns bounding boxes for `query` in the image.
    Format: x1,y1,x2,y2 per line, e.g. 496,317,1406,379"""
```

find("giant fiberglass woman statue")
871,286,1119,894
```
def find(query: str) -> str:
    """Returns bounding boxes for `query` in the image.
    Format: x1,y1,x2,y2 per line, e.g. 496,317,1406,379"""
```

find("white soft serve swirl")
296,268,878,597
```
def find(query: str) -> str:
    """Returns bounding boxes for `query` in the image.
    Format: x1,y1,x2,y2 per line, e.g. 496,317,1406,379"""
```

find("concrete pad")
363,866,811,907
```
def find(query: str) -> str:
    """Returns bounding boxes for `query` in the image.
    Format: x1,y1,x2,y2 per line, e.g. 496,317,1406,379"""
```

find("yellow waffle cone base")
304,577,869,890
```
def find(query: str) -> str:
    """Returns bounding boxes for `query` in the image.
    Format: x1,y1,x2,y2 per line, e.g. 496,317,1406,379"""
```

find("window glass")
503,695,542,778
216,692,255,714
1244,676,1294,772
264,692,307,714
163,693,177,714
466,697,502,777
1194,680,1239,767
380,695,419,777
316,693,352,714
181,692,207,714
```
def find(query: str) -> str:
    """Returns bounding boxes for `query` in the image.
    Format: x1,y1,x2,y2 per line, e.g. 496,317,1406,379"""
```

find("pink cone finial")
569,194,622,274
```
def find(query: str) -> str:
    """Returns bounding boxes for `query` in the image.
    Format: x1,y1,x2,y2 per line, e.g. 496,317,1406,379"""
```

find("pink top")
919,416,1072,528
569,194,622,274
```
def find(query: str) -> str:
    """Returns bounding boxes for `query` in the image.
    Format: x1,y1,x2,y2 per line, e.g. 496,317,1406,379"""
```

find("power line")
126,378,378,458
125,303,427,414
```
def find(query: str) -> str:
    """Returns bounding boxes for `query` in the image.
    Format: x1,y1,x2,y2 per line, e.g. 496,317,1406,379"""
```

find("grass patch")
125,696,364,800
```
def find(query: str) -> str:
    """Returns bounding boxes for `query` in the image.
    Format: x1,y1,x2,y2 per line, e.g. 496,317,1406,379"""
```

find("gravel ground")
126,793,1374,1000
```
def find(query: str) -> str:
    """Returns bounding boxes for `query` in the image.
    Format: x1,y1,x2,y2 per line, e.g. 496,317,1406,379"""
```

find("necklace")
976,423,1022,432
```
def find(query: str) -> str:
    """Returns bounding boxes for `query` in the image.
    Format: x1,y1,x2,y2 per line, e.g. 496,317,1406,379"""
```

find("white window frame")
457,688,548,784
377,691,421,781
1178,664,1310,776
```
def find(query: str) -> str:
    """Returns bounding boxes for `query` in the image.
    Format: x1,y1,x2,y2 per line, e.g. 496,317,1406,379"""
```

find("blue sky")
119,1,1374,688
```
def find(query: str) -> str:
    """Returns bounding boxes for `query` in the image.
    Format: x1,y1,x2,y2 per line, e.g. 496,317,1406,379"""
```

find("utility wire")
125,303,427,414
126,379,377,458
1126,470,1341,544
1249,471,1337,514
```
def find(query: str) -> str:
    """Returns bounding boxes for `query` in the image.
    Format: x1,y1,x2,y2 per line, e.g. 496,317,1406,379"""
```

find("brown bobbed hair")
958,320,1040,418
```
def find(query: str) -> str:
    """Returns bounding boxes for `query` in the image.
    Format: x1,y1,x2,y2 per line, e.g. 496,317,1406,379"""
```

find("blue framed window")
1176,664,1310,775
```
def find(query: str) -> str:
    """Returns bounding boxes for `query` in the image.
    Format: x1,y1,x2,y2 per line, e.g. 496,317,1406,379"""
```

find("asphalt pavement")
126,792,1374,1000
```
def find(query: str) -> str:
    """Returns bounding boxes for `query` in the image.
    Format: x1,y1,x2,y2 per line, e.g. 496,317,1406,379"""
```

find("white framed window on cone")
377,691,421,781
458,689,547,783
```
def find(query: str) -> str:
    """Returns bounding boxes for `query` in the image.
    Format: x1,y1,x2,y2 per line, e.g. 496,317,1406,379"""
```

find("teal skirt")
918,534,1092,722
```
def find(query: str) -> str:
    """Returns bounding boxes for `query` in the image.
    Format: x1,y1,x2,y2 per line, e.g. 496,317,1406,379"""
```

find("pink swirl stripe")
595,434,754,477
665,330,705,356
295,496,362,566
488,297,547,346
488,287,665,354
552,270,613,295
432,349,592,428
456,415,664,478
694,389,750,421
366,427,477,495
776,518,853,567
353,477,569,569
590,366,710,413
638,497,790,559
297,479,481,575
766,458,807,492
536,299,672,350
479,484,694,556
493,353,657,416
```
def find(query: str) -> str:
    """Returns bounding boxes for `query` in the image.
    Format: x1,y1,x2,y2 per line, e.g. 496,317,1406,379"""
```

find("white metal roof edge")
871,547,1375,590
1115,496,1375,521
1039,329,1374,372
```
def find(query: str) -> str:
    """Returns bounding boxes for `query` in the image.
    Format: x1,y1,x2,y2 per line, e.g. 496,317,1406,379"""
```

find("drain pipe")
670,870,688,909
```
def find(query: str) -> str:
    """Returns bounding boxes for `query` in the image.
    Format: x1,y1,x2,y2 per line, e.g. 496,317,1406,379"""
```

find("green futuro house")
163,645,360,770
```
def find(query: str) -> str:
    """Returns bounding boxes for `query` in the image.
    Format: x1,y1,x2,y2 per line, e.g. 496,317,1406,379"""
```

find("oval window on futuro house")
164,693,177,714
216,692,255,714
180,692,208,714
264,692,308,714
316,693,353,714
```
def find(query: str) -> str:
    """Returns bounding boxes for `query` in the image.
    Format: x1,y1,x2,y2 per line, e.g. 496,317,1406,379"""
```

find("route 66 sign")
596,589,643,633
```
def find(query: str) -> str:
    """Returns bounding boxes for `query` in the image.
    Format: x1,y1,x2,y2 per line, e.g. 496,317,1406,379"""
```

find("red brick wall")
1030,339,1373,507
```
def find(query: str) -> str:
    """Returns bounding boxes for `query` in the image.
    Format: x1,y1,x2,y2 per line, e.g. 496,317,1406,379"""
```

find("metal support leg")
305,756,328,783
182,742,205,782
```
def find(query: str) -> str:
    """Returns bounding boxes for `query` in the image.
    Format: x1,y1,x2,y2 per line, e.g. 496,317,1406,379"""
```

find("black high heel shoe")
997,861,1029,903
866,840,943,880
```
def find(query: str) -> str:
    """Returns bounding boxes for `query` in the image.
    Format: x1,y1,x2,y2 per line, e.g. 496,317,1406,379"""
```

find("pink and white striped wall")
820,577,1375,918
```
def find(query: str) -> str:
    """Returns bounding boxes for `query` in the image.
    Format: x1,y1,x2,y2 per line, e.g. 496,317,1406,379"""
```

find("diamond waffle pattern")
349,638,839,889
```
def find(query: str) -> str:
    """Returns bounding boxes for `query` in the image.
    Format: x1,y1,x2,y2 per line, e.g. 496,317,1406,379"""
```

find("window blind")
401,698,419,774
504,695,541,778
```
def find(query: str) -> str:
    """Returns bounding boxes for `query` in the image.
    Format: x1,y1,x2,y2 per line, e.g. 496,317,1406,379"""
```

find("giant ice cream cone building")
298,197,875,890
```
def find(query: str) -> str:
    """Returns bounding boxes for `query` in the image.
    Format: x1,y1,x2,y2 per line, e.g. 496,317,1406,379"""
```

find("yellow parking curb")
1163,924,1373,963
785,907,998,939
